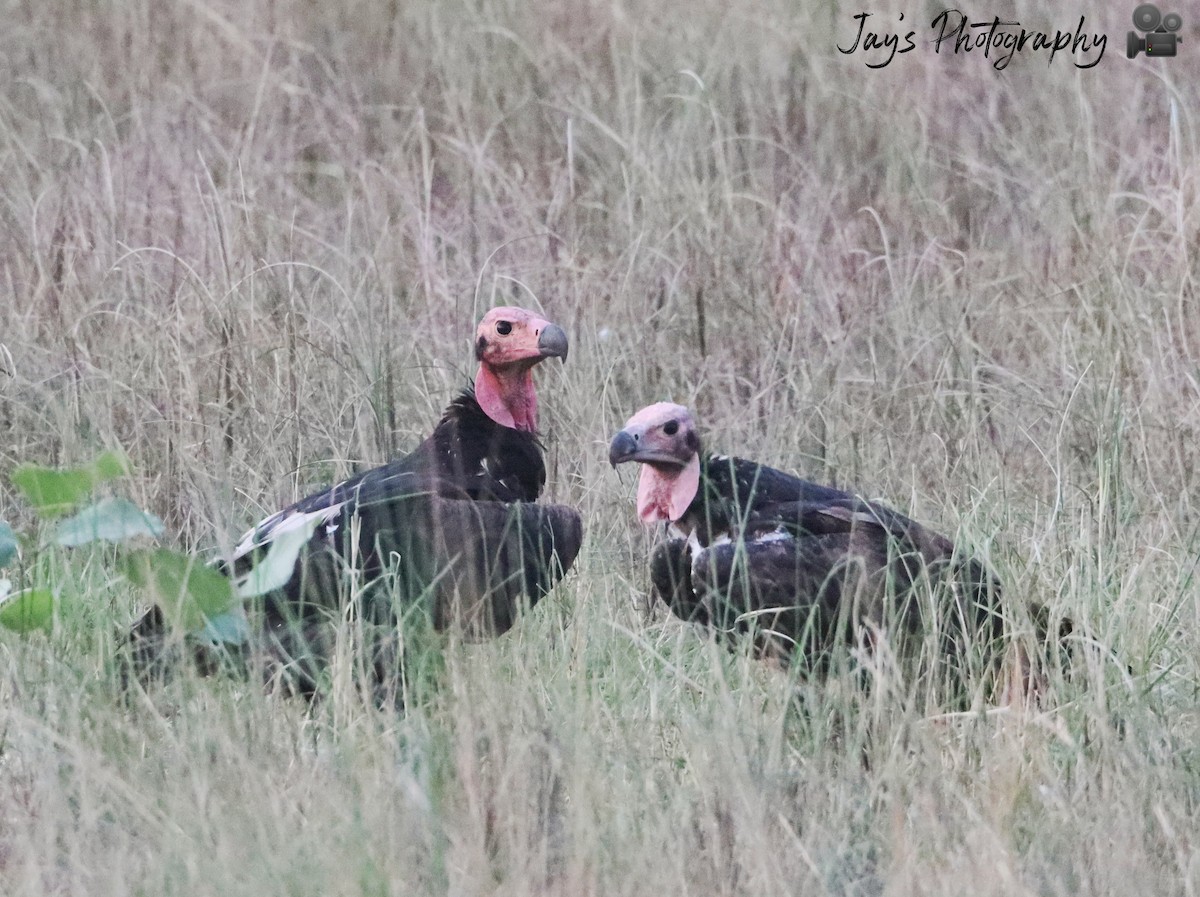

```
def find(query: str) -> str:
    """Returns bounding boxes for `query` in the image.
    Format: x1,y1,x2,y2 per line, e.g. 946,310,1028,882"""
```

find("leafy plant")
11,451,130,517
0,579,52,633
119,548,236,631
54,496,165,547
0,454,145,633
1,452,187,636
1,450,320,648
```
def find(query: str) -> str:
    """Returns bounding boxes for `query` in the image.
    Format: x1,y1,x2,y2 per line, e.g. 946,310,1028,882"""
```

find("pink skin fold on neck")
636,454,701,524
475,362,538,432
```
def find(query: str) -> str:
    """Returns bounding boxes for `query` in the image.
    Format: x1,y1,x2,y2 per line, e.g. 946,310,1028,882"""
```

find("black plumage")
610,403,1004,685
129,307,582,697
237,385,582,644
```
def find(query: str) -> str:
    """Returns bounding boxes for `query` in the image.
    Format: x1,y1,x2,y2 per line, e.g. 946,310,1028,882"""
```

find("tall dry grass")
0,0,1198,893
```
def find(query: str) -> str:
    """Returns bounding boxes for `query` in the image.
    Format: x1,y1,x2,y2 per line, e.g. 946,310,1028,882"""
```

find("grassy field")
1,0,1199,893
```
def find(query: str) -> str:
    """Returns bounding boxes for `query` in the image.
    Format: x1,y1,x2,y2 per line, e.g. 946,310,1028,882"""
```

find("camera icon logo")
1127,4,1183,58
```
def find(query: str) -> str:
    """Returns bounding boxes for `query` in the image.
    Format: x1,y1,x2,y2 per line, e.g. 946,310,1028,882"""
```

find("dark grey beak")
537,323,569,361
608,430,638,468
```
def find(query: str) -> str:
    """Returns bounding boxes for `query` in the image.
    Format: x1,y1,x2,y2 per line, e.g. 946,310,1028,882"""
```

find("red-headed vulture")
608,402,1004,687
133,307,582,696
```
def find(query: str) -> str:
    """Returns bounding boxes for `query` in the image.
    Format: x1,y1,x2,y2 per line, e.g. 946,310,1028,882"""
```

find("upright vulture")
608,403,1006,689
134,307,583,695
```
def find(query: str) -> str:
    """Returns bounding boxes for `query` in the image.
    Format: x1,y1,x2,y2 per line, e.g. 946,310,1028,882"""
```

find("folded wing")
652,494,1002,672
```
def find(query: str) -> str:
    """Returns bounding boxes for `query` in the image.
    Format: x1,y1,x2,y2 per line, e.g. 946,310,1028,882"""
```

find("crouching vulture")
608,402,1007,694
133,307,583,697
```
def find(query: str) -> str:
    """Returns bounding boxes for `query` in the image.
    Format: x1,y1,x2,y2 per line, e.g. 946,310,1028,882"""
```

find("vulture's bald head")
608,402,700,469
609,403,702,524
473,307,568,432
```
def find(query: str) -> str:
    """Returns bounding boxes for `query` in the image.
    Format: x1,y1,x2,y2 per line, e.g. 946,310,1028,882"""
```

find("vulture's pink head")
609,403,701,525
474,306,568,432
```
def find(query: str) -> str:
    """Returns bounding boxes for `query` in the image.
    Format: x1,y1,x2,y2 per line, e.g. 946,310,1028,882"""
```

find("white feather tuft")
234,501,348,560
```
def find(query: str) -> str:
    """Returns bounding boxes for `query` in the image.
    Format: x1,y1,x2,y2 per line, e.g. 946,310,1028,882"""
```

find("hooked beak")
608,430,638,468
608,428,689,469
537,323,569,361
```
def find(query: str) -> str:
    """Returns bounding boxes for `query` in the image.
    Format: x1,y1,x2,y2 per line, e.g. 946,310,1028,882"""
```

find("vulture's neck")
474,362,538,432
637,455,701,525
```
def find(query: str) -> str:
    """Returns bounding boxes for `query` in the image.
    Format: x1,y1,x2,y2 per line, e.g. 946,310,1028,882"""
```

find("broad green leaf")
235,512,324,599
11,464,96,517
121,549,235,631
0,521,17,567
54,497,165,547
200,606,252,646
90,451,130,482
10,451,131,518
0,588,54,633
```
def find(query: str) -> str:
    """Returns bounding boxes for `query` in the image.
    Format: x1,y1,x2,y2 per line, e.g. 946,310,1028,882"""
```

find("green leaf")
11,465,96,517
121,549,235,631
0,588,54,633
90,451,130,482
235,512,324,599
0,522,18,568
10,451,131,518
54,497,165,547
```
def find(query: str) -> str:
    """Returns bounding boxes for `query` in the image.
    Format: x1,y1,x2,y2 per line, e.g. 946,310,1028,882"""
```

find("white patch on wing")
234,501,348,560
689,531,734,577
754,527,792,544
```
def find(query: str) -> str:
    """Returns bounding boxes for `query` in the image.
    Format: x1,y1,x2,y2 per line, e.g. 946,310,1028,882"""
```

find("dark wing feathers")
238,389,580,639
700,455,851,509
658,454,1002,674
424,499,582,636
649,538,709,626
693,532,870,666
129,388,580,695
232,466,425,564
256,491,581,636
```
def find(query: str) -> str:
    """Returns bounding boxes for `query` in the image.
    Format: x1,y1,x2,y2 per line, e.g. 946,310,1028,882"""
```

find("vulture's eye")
496,320,513,335
663,420,679,436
